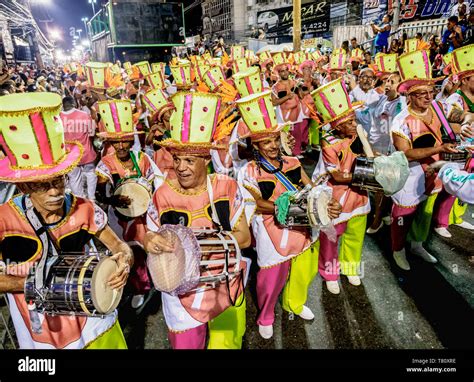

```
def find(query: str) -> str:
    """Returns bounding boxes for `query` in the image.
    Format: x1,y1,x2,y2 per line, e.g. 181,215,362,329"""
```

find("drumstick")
356,124,375,158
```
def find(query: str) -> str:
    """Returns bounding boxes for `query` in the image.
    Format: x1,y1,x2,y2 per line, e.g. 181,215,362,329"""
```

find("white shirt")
450,1,470,16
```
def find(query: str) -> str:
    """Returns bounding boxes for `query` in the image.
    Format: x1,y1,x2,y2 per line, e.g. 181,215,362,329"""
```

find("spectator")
341,40,349,54
350,37,360,51
450,0,470,17
428,35,440,64
464,9,474,45
389,38,400,54
441,16,464,53
371,14,392,53
60,96,97,201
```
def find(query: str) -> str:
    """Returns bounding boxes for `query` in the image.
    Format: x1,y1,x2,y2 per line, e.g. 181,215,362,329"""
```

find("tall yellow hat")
311,78,363,127
233,67,263,98
396,50,444,93
0,93,83,182
236,90,284,142
170,60,193,90
451,44,474,79
97,99,142,141
159,92,229,155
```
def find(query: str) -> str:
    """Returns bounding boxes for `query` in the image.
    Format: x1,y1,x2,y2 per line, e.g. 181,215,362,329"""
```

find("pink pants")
256,261,291,326
391,190,454,252
318,222,347,281
168,324,207,349
291,119,309,156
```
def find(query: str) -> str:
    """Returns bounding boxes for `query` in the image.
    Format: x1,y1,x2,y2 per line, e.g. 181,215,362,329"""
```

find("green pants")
408,193,438,243
207,293,246,349
85,319,127,349
308,119,320,146
339,214,367,276
282,242,319,315
449,198,468,225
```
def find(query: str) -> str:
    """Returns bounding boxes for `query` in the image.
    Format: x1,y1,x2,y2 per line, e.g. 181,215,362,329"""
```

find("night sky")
31,0,199,50
31,0,96,49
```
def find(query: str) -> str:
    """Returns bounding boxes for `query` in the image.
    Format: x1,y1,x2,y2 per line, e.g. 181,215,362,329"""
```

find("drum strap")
206,175,223,231
431,101,457,143
206,176,245,308
21,196,61,293
129,151,143,178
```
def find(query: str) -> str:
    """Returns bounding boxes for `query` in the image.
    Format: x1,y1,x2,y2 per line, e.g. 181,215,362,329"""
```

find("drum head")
114,181,151,217
280,130,292,156
91,257,123,315
308,188,331,227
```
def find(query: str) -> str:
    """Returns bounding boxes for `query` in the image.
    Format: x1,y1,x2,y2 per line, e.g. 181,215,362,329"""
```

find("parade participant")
144,92,251,349
438,44,474,236
95,99,163,309
60,96,98,201
0,92,132,349
271,53,303,155
311,78,370,294
238,90,341,338
350,67,382,135
366,72,406,234
140,88,176,179
430,161,474,204
390,50,462,271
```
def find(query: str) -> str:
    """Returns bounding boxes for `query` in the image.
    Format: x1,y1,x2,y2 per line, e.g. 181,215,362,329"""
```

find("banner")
363,0,472,24
257,1,330,40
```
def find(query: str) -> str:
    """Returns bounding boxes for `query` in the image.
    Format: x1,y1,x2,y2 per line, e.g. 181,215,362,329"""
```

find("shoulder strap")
129,151,143,178
21,196,60,292
207,175,223,231
456,90,474,112
259,156,298,192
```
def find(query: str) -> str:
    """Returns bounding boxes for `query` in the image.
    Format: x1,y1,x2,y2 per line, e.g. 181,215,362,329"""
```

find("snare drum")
146,225,242,296
352,157,383,192
113,177,152,217
24,252,122,316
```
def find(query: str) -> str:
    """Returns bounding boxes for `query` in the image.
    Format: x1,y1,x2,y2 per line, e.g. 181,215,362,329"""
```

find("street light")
88,0,97,15
81,17,89,34
49,29,62,41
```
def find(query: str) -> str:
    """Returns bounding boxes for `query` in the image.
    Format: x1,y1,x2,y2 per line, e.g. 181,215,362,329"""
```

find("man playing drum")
144,92,252,349
310,78,371,295
95,99,163,308
0,93,132,349
238,90,342,339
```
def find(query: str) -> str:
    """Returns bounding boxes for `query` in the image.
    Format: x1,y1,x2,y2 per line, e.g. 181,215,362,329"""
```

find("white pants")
67,163,97,200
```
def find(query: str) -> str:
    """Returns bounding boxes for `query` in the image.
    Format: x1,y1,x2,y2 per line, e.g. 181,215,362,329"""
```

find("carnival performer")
238,90,342,339
0,93,132,349
144,92,252,350
311,78,370,295
95,99,163,309
440,44,474,236
390,50,468,270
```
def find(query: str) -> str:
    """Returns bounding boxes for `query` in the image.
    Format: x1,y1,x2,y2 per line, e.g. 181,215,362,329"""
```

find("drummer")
144,92,252,350
442,44,474,235
95,99,163,309
390,51,468,271
311,78,370,295
237,90,342,339
0,93,132,349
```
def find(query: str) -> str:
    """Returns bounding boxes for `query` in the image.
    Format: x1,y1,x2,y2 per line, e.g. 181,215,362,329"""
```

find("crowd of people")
0,19,473,350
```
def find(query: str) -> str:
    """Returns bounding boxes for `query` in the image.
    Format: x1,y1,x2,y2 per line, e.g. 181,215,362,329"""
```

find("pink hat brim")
397,77,444,94
0,142,83,183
